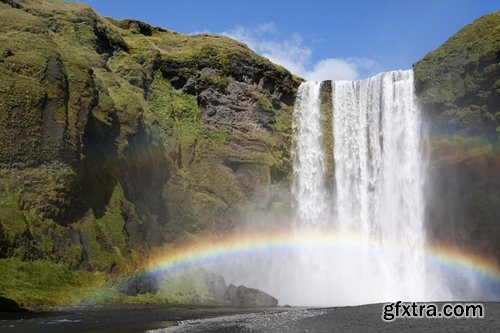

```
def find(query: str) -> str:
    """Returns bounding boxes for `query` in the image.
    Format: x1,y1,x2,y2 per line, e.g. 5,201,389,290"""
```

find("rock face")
225,284,279,307
156,267,229,304
0,0,299,272
115,268,279,307
414,12,500,262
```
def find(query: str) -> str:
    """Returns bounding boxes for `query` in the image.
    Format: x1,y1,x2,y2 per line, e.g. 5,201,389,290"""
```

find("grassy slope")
414,11,500,140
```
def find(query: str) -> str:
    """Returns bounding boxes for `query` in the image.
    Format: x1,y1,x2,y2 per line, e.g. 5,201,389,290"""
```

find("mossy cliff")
413,12,500,262
0,0,300,298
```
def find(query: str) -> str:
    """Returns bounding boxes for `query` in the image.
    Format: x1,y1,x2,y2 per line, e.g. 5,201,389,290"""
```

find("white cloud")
221,23,381,81
303,58,359,81
254,22,277,35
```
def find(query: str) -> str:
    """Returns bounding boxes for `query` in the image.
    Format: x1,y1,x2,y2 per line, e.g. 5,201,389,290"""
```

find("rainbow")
141,227,500,282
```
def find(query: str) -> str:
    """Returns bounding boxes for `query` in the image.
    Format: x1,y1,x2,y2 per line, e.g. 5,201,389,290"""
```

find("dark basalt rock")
225,284,279,307
116,274,159,296
0,296,26,312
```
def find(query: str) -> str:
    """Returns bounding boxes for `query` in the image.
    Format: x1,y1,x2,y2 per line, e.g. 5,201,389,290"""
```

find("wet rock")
225,284,278,307
116,274,159,296
0,296,26,312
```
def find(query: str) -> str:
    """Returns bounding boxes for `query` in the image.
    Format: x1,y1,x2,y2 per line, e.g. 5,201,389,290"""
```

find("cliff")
414,12,500,261
0,0,299,280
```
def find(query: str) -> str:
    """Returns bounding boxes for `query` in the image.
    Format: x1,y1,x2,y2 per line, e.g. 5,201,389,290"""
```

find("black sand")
1,302,499,332
290,303,500,333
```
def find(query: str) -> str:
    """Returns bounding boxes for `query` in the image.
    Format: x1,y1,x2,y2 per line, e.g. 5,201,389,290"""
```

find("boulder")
0,296,26,312
225,284,278,307
116,274,159,296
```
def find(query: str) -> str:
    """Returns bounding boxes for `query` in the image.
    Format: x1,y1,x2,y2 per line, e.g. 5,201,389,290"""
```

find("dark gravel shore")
1,302,499,332
289,303,500,333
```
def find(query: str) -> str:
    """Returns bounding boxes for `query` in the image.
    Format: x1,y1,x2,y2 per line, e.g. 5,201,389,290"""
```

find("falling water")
292,81,328,224
332,70,426,300
291,70,430,303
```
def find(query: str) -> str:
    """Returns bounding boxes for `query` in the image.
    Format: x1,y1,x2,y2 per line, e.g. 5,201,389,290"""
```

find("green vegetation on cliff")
414,11,500,139
0,258,105,305
413,11,500,264
0,0,299,306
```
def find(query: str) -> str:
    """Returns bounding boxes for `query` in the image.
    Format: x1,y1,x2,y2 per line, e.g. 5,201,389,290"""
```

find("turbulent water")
292,82,329,224
290,70,433,303
332,71,427,300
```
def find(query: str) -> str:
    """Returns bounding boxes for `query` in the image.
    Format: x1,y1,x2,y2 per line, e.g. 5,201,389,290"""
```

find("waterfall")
332,70,426,300
212,69,492,306
292,70,429,302
292,81,328,224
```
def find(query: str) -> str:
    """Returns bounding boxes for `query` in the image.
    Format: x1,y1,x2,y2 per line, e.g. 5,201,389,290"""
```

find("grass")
126,31,263,65
0,5,46,34
0,196,27,244
148,71,200,143
259,97,275,114
0,258,106,306
0,257,170,306
414,11,500,139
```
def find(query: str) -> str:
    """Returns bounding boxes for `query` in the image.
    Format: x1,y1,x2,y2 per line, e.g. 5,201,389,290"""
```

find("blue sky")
75,0,499,80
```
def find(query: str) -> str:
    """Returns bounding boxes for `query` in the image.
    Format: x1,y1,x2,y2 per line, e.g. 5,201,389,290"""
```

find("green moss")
157,267,224,303
123,26,294,84
79,285,171,305
21,210,84,266
15,167,76,220
192,191,227,210
96,184,127,250
432,133,492,152
414,12,500,137
0,196,27,244
0,172,26,245
259,97,275,114
320,81,334,183
191,161,243,203
130,32,258,65
251,131,278,149
148,72,200,142
107,51,144,86
22,212,55,259
198,73,230,91
72,184,133,271
0,67,46,109
273,111,292,140
74,215,123,271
